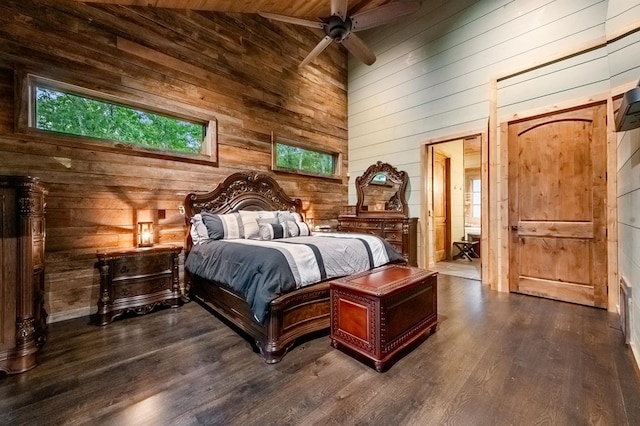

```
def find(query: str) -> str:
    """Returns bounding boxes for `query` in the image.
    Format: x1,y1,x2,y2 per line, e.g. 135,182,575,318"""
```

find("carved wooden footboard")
189,276,330,363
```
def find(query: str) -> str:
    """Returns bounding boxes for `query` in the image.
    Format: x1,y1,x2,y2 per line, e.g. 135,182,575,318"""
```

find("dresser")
0,176,47,374
339,161,418,266
338,215,417,266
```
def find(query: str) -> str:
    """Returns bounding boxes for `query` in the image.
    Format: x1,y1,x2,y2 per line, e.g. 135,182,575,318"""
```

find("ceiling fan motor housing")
259,0,421,66
325,15,352,41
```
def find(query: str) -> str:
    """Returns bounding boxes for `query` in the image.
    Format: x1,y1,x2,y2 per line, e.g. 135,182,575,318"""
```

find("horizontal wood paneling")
616,104,640,366
347,0,613,199
347,0,639,299
0,0,348,322
607,29,640,88
606,0,640,38
67,0,386,17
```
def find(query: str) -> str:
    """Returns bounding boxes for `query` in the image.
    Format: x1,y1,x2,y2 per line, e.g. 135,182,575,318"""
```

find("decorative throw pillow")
239,210,278,239
285,220,312,237
277,210,304,224
258,222,287,240
190,214,210,244
200,211,243,240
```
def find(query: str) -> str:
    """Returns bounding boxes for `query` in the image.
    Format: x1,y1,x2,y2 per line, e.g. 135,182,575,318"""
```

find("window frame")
471,178,481,218
464,167,482,222
270,134,342,180
15,72,218,166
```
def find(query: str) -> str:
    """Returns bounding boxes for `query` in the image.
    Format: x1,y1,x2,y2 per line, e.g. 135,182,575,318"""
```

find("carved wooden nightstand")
96,245,183,325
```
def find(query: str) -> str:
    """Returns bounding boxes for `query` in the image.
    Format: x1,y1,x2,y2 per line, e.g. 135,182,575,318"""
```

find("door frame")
421,132,488,284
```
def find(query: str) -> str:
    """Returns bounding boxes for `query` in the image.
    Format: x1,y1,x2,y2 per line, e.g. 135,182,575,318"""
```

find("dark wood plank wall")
0,0,348,321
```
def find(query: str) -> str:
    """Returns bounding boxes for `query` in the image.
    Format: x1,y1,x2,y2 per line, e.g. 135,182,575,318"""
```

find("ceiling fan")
259,0,421,68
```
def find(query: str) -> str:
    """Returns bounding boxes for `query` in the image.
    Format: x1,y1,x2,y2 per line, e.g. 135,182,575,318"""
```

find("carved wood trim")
355,161,409,217
184,171,303,225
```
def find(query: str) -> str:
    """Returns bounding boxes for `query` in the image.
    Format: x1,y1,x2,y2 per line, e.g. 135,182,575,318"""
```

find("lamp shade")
137,222,154,247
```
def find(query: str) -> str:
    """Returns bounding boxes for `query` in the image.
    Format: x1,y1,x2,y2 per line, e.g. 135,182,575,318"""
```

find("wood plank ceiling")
68,0,393,18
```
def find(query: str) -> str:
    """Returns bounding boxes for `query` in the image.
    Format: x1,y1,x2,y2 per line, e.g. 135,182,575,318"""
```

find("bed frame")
184,171,331,363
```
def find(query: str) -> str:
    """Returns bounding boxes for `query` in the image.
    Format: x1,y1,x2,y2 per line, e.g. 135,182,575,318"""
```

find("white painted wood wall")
347,0,640,366
611,0,640,371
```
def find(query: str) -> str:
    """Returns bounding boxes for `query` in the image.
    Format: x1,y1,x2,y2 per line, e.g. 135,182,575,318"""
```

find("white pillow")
277,210,304,223
190,214,210,245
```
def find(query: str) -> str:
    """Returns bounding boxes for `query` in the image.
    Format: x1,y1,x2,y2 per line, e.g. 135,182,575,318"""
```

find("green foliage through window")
275,142,336,177
35,87,203,154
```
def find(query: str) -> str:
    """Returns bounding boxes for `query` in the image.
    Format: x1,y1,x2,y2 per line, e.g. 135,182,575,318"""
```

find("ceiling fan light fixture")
259,0,421,67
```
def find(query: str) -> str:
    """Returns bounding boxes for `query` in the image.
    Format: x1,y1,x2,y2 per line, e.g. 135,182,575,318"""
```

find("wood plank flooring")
1,275,639,426
432,259,481,280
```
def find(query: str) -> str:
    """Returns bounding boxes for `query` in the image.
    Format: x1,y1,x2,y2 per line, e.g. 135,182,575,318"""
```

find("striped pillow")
258,222,287,240
285,220,312,237
200,212,243,240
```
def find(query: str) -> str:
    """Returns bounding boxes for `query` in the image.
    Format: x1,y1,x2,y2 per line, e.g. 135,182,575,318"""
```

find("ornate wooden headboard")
184,171,303,225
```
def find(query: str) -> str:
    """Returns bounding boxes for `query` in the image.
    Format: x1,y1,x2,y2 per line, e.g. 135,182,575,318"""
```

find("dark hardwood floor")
2,275,639,425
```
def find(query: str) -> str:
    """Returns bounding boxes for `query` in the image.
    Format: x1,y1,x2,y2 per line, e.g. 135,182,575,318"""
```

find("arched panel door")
508,103,607,308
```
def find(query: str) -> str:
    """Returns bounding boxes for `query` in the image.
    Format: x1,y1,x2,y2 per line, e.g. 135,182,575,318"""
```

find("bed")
183,171,404,363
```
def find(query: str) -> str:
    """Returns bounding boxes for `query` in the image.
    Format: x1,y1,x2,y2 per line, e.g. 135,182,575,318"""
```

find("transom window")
19,74,217,165
272,136,341,179
35,87,203,153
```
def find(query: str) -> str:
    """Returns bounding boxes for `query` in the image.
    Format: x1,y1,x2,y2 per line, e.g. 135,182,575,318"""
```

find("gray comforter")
185,232,404,323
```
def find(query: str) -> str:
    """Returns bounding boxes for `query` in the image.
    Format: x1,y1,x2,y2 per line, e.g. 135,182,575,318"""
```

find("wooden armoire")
0,176,47,374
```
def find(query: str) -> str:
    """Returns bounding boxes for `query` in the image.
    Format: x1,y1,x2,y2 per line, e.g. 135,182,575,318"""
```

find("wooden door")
433,151,450,262
508,103,607,308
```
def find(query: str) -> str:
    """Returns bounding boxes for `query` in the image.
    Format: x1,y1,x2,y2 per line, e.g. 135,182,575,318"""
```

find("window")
35,87,203,153
18,73,217,165
272,135,341,179
471,178,481,218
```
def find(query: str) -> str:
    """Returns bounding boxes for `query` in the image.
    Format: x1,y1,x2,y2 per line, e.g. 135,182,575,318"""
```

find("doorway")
424,136,482,280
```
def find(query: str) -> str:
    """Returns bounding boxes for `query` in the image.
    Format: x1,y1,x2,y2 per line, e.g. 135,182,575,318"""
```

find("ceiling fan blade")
300,36,334,68
340,33,376,65
331,0,348,20
258,11,324,29
350,0,421,32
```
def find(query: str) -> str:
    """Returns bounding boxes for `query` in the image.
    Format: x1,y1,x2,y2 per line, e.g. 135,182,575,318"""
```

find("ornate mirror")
355,161,409,217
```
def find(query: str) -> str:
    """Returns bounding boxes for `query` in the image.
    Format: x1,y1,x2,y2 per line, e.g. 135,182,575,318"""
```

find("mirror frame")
355,161,409,217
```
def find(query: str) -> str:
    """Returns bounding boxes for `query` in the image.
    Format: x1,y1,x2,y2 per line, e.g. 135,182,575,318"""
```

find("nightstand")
96,244,183,325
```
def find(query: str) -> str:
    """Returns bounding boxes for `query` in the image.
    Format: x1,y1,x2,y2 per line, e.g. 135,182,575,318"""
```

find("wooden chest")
330,265,437,372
